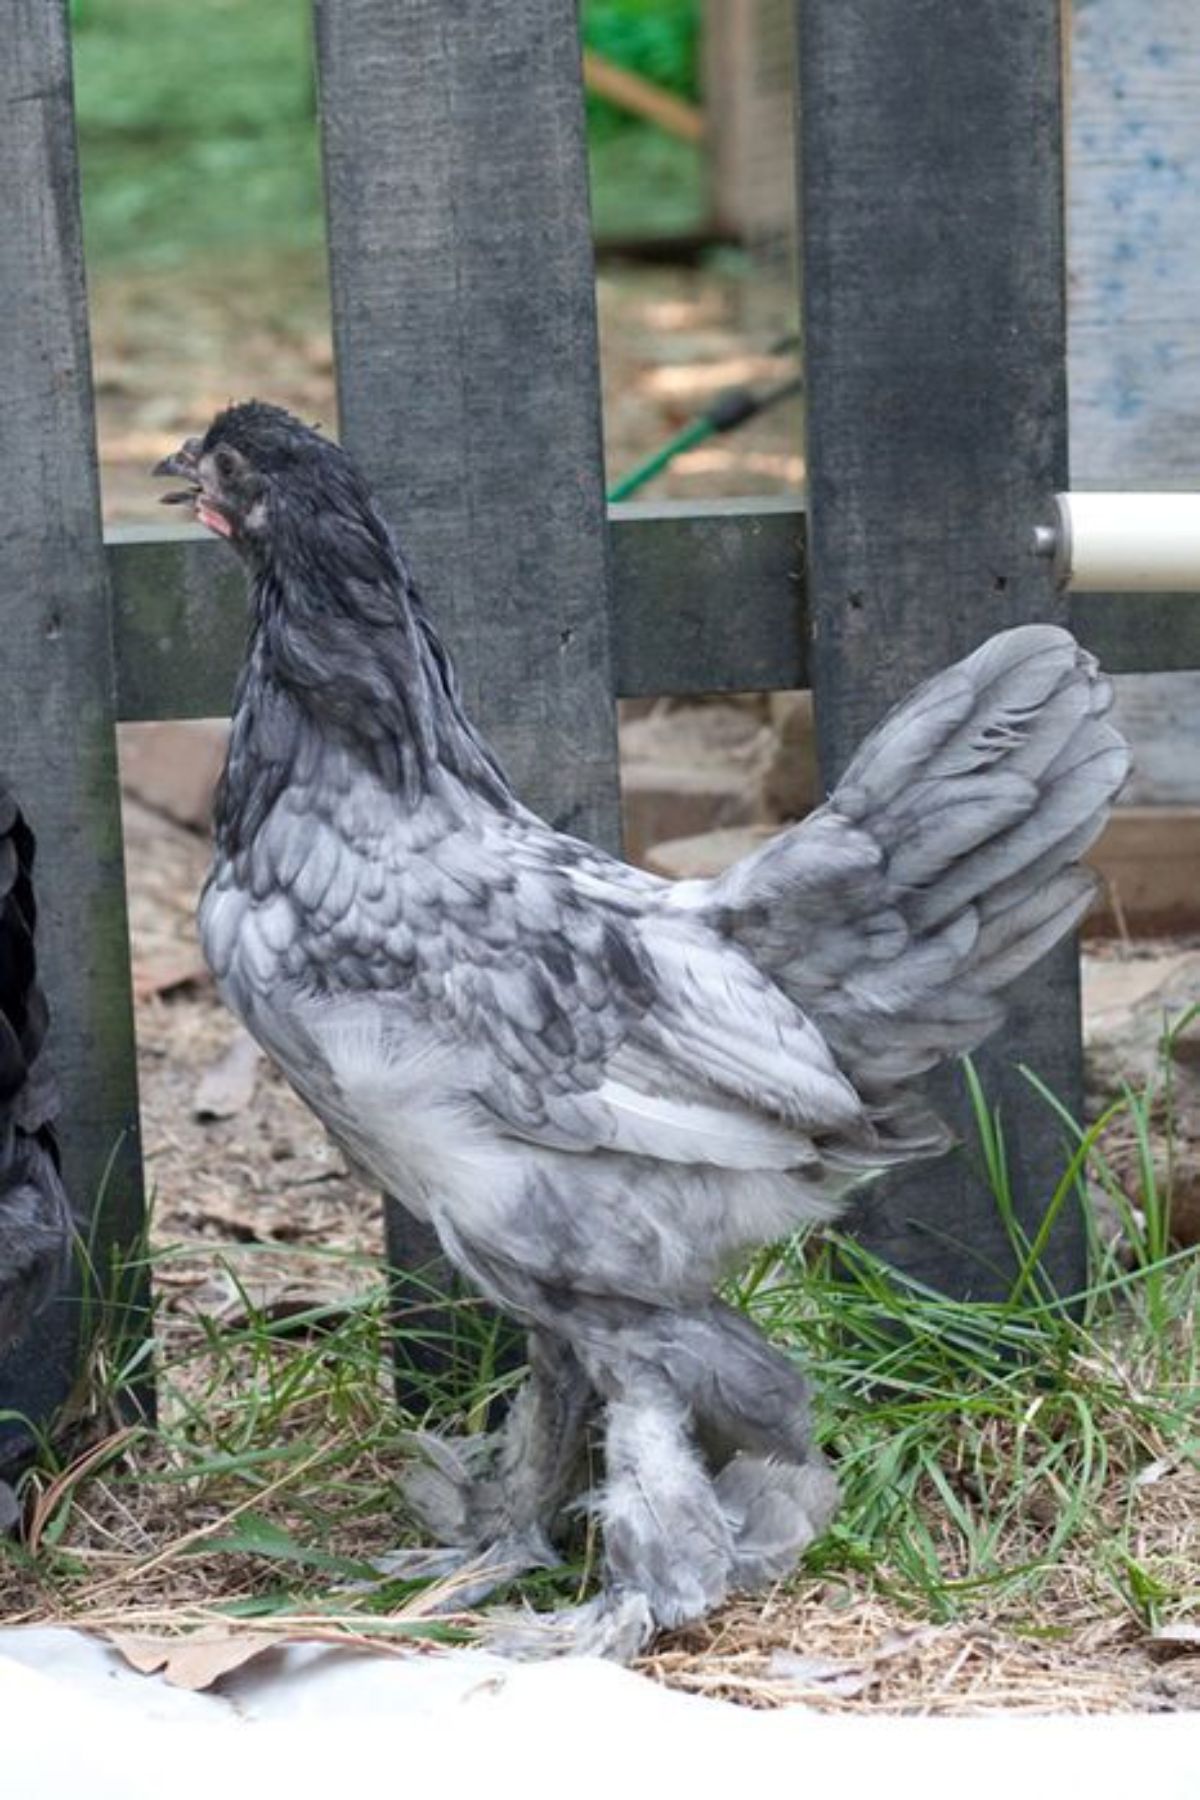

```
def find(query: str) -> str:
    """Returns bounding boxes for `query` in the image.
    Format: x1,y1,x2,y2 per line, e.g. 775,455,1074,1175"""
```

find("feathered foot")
365,1535,562,1612
396,1428,494,1545
715,1451,840,1588
481,1590,656,1663
391,1330,594,1612
398,1330,593,1546
388,1434,560,1606
453,1453,839,1658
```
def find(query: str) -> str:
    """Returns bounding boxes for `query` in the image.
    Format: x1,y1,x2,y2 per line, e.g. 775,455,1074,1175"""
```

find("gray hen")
0,790,71,1359
156,402,1128,1658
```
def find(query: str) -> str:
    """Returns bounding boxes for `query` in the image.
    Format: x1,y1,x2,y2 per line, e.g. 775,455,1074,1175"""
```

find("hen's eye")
214,448,237,481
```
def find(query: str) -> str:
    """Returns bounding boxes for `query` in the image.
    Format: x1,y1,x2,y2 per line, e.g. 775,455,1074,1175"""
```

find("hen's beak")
153,437,203,504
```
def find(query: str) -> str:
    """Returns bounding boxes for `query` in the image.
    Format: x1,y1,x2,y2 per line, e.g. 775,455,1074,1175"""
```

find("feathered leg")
602,1300,840,1595
657,1298,841,1571
599,1374,736,1621
410,1232,838,1655
489,1363,733,1661
491,1298,837,1659
391,1328,594,1605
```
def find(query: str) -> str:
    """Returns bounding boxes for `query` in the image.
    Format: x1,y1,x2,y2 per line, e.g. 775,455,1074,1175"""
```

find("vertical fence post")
0,1,146,1456
313,0,619,1394
795,0,1083,1296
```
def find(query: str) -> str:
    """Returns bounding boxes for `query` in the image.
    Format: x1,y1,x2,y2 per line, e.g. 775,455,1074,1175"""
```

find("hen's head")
153,402,380,563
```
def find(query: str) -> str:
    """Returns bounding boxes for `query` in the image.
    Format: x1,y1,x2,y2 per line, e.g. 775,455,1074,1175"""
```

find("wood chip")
133,952,211,1002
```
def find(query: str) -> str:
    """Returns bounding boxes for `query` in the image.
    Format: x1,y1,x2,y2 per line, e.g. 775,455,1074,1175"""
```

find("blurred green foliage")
583,0,705,235
72,0,322,268
70,0,703,270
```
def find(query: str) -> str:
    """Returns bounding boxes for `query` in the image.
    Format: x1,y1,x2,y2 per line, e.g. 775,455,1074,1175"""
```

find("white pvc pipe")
1039,491,1200,590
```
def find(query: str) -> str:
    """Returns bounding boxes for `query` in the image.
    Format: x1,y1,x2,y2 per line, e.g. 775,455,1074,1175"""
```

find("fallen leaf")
108,1629,281,1690
875,1625,946,1661
194,1032,262,1121
1150,1623,1200,1654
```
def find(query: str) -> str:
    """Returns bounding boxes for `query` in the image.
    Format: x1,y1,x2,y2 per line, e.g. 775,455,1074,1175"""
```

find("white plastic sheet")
1,1625,1198,1800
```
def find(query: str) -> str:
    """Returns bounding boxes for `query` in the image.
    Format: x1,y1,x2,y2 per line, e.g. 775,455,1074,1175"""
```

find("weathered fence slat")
0,1,146,1459
314,0,619,847
313,0,617,1393
795,0,1085,1297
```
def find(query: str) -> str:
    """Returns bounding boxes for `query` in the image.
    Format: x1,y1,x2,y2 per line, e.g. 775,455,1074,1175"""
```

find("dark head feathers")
201,401,397,571
203,402,369,501
202,400,331,469
200,402,516,821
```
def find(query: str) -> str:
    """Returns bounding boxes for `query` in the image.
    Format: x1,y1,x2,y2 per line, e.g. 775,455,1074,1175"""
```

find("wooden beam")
106,512,1200,722
582,49,706,143
0,1,146,1461
1068,1,1200,811
795,0,1084,1298
1088,807,1200,936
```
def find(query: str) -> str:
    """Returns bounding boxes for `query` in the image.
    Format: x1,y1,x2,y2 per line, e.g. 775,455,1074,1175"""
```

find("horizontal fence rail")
107,509,1200,724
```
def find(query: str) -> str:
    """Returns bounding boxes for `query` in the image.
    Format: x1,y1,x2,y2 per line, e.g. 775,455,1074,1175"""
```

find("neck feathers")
214,504,513,854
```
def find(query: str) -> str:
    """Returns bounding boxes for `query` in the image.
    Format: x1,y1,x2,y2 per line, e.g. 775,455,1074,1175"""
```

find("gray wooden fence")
2,0,1198,1458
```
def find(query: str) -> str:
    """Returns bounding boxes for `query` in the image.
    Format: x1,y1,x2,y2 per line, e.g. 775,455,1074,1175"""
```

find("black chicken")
0,791,72,1359
156,403,1128,1657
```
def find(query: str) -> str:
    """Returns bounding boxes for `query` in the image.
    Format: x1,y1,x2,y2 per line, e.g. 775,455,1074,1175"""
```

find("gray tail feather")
711,626,1130,1146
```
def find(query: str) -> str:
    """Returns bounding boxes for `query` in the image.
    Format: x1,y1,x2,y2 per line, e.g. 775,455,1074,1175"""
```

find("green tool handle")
607,373,803,503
